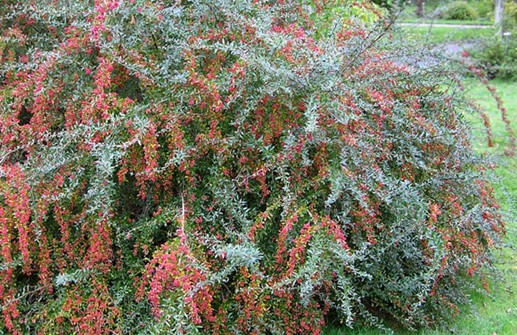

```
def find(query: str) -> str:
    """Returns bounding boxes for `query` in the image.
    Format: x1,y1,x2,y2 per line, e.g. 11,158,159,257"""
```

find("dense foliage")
471,38,517,80
439,1,479,20
0,0,505,334
468,0,517,80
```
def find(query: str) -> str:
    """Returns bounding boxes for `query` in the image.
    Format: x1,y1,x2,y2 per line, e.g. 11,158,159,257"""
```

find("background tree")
415,0,425,17
496,0,505,26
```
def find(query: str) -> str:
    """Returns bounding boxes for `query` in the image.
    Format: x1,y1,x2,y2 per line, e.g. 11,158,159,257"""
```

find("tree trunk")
495,0,504,27
415,0,425,17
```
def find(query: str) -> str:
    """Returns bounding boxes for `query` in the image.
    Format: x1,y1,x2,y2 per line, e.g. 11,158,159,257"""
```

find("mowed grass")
466,79,517,198
399,18,492,26
397,4,492,26
324,80,517,335
394,25,496,44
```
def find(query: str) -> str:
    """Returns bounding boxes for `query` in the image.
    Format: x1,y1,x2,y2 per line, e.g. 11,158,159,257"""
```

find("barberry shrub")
0,0,505,334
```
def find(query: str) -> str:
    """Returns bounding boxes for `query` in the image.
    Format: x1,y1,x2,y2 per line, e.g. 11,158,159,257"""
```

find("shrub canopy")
0,1,505,334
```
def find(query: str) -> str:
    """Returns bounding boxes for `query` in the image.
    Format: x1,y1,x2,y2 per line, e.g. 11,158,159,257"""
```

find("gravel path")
438,41,479,57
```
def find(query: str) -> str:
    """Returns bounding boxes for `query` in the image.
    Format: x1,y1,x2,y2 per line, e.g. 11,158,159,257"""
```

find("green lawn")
400,18,492,26
466,79,517,197
324,79,517,335
394,25,496,44
398,3,493,26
